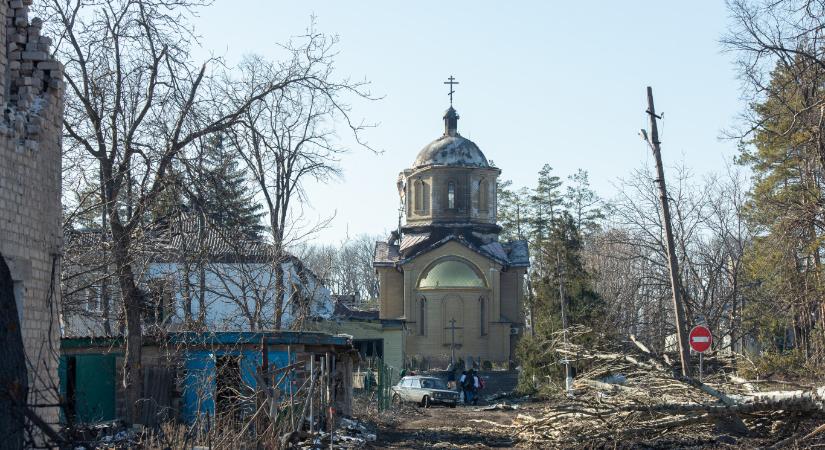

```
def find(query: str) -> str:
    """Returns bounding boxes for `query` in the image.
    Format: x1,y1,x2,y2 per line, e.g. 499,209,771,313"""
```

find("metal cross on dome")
444,75,459,105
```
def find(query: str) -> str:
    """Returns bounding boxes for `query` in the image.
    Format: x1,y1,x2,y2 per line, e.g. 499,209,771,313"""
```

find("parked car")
391,376,459,408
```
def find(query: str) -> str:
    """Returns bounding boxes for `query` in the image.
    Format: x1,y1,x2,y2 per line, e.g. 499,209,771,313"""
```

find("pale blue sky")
191,1,744,244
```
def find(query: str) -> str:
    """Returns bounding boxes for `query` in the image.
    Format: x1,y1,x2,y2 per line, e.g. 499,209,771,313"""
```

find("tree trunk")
274,255,285,329
197,209,207,326
0,254,27,449
101,274,112,336
110,224,144,425
100,170,112,336
183,263,192,325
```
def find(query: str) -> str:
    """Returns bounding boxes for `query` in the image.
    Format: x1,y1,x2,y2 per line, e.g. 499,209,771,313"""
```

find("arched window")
479,296,486,336
414,179,424,213
419,298,427,335
418,258,486,289
447,181,456,209
478,179,489,212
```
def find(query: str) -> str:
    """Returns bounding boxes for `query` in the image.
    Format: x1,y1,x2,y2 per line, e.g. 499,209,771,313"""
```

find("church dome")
413,107,490,169
414,135,489,168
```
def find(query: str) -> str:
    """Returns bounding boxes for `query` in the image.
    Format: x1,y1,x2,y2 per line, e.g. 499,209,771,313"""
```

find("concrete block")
21,51,46,61
35,60,57,70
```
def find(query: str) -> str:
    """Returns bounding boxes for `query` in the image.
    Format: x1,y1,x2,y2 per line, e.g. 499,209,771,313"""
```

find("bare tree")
298,233,382,305
586,165,752,353
229,45,374,328
42,0,345,423
724,0,825,363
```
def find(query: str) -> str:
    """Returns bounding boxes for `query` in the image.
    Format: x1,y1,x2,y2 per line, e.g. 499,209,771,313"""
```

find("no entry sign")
689,325,712,353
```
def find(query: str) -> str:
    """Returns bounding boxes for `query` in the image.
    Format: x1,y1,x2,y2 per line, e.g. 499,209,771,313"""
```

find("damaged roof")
373,240,401,267
372,233,529,269
413,134,489,169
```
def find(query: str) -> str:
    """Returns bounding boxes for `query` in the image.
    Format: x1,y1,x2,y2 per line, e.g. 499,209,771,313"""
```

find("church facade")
373,105,529,368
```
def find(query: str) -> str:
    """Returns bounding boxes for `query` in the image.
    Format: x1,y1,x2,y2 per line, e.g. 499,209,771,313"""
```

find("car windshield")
420,378,447,389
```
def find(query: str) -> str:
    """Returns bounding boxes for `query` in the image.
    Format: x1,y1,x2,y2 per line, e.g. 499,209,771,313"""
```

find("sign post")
688,325,712,380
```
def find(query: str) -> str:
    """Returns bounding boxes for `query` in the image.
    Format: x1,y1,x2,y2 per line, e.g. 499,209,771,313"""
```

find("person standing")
461,368,478,405
458,369,469,403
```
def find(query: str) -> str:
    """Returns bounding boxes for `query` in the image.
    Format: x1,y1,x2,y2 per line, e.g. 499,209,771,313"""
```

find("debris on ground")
486,327,825,448
484,392,531,404
291,417,377,449
62,421,140,449
473,403,520,412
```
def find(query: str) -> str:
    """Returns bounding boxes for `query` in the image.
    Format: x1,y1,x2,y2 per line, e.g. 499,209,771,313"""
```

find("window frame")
417,257,488,290
447,180,456,209
414,178,424,213
479,296,487,336
419,297,427,336
478,178,489,213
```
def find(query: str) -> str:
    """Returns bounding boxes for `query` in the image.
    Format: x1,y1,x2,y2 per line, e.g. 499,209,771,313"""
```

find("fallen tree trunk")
501,329,825,447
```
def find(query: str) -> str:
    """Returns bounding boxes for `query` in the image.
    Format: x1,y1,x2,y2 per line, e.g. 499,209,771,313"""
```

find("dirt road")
366,403,523,449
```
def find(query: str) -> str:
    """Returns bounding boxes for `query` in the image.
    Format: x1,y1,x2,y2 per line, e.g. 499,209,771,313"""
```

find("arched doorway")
0,254,26,447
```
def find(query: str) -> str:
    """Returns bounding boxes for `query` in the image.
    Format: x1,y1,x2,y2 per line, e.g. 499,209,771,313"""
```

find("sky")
191,1,746,245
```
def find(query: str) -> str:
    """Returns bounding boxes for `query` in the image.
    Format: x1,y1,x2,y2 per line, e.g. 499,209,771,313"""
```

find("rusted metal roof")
399,232,430,253
373,241,400,267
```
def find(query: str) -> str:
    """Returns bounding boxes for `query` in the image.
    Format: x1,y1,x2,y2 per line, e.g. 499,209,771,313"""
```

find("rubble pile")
482,329,825,448
290,417,376,450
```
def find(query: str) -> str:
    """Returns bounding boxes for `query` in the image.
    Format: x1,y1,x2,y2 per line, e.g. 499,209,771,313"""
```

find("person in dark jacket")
460,369,479,405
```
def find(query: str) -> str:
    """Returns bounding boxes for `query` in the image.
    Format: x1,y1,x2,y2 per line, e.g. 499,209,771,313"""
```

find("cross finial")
444,75,459,105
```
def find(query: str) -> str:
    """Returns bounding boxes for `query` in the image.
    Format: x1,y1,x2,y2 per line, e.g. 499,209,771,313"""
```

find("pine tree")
564,169,604,235
192,135,265,240
529,164,564,243
739,57,825,362
497,180,531,241
517,213,606,392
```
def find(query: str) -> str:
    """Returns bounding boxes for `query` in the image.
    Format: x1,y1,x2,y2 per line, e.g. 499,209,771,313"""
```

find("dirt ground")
361,401,527,449
356,397,825,449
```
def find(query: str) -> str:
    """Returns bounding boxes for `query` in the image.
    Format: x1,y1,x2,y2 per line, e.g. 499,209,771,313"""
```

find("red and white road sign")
689,325,712,353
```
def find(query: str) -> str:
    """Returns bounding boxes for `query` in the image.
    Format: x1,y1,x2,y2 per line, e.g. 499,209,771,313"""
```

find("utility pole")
557,250,573,396
641,86,692,377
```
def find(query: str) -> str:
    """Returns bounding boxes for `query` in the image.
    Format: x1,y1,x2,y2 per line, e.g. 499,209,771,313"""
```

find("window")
418,258,486,289
414,179,424,212
419,298,427,335
421,378,447,389
447,181,456,209
410,379,421,388
353,339,384,360
479,179,489,212
479,297,486,336
85,286,101,312
145,278,174,326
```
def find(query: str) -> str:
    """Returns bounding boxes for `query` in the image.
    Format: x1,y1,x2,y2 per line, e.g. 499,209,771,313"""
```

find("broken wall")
0,0,64,432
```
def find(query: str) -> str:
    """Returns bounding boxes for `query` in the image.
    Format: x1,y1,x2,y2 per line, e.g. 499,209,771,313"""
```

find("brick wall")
0,0,64,434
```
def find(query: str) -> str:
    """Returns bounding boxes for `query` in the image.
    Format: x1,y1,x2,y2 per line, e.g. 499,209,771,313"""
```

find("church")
373,86,529,369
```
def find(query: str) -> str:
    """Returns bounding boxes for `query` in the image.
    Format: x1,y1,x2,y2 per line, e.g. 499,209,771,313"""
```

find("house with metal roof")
61,215,334,337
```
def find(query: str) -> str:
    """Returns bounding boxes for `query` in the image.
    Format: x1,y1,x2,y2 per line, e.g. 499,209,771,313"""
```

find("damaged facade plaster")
0,0,65,432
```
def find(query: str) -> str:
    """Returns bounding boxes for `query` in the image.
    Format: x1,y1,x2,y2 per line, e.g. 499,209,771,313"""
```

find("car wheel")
421,395,431,408
448,402,456,408
392,393,401,405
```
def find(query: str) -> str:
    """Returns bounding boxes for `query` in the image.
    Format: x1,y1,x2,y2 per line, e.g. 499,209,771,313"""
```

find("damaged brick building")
0,0,65,440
